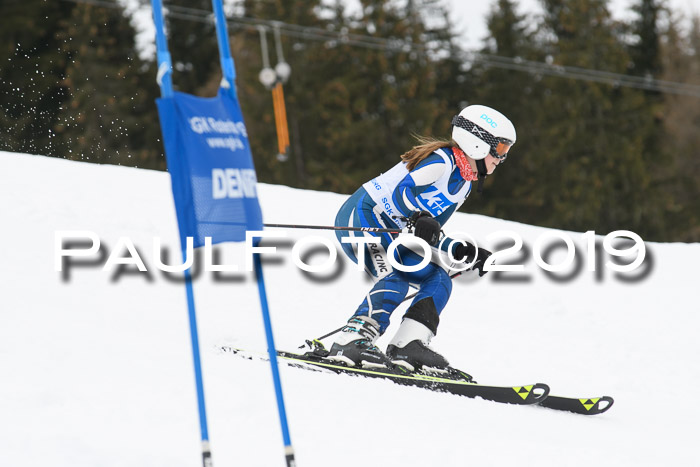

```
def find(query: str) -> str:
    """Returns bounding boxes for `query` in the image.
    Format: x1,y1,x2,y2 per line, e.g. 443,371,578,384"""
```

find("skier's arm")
391,153,445,218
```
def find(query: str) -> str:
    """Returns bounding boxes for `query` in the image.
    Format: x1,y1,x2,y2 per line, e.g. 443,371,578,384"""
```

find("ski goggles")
452,115,513,162
491,139,512,162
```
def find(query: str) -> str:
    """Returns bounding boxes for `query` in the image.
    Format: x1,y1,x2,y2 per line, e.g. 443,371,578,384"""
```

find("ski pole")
299,271,464,348
264,222,401,234
266,213,433,235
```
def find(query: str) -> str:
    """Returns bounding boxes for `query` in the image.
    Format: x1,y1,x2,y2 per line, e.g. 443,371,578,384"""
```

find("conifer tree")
467,0,541,219
54,2,162,169
232,0,328,188
0,0,76,156
234,0,458,193
522,0,668,239
659,15,700,241
623,0,671,238
164,0,221,96
629,0,663,77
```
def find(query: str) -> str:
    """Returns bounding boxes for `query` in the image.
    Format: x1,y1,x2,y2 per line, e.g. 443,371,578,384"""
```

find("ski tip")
571,395,614,415
532,383,550,402
539,394,615,415
588,396,614,414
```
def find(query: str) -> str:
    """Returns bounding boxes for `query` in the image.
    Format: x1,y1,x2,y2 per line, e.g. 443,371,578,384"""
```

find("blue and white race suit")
335,147,472,333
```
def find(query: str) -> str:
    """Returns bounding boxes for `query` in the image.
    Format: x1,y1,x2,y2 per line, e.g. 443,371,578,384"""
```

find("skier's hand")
454,243,492,277
410,211,441,246
471,247,493,276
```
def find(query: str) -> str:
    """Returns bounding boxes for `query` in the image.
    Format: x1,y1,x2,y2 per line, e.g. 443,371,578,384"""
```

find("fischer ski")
220,345,549,406
538,394,614,415
221,345,614,415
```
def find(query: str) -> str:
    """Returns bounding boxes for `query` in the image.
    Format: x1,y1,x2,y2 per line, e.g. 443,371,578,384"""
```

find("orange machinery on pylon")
258,25,292,162
271,82,290,157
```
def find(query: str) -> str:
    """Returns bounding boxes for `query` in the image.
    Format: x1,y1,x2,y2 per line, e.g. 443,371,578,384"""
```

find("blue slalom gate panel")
157,89,263,248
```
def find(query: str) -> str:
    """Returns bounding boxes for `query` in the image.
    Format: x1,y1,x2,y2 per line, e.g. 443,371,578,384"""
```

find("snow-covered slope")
1,151,698,466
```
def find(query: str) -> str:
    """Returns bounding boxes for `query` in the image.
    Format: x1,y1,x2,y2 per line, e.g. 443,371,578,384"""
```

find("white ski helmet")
451,105,516,161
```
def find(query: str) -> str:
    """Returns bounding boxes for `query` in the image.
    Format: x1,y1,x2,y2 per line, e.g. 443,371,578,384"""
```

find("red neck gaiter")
452,147,478,181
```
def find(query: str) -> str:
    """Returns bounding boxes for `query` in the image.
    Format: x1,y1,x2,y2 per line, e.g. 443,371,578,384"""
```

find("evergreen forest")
2,0,699,241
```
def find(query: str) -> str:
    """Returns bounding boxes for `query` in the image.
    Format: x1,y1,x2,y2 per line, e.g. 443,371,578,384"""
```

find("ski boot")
386,318,450,373
327,315,393,369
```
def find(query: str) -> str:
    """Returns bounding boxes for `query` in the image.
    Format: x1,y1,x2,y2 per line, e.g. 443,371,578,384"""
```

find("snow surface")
1,151,698,467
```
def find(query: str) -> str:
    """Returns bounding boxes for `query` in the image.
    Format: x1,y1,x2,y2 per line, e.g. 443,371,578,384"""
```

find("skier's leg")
405,263,453,319
335,188,395,278
386,263,454,371
329,189,402,367
352,272,410,333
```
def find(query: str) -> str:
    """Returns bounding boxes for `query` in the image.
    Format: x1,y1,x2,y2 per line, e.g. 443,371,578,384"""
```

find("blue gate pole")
183,261,213,467
253,238,296,466
211,0,237,97
210,1,296,464
152,1,213,465
151,0,173,98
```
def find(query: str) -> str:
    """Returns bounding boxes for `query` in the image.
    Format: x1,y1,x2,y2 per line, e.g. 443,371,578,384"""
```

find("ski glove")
454,243,492,277
410,211,441,246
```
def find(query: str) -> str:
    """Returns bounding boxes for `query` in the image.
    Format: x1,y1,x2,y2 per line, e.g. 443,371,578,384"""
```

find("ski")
221,345,615,414
538,394,614,415
220,345,549,406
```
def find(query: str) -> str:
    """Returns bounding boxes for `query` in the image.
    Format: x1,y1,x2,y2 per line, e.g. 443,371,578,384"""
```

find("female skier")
328,105,516,371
